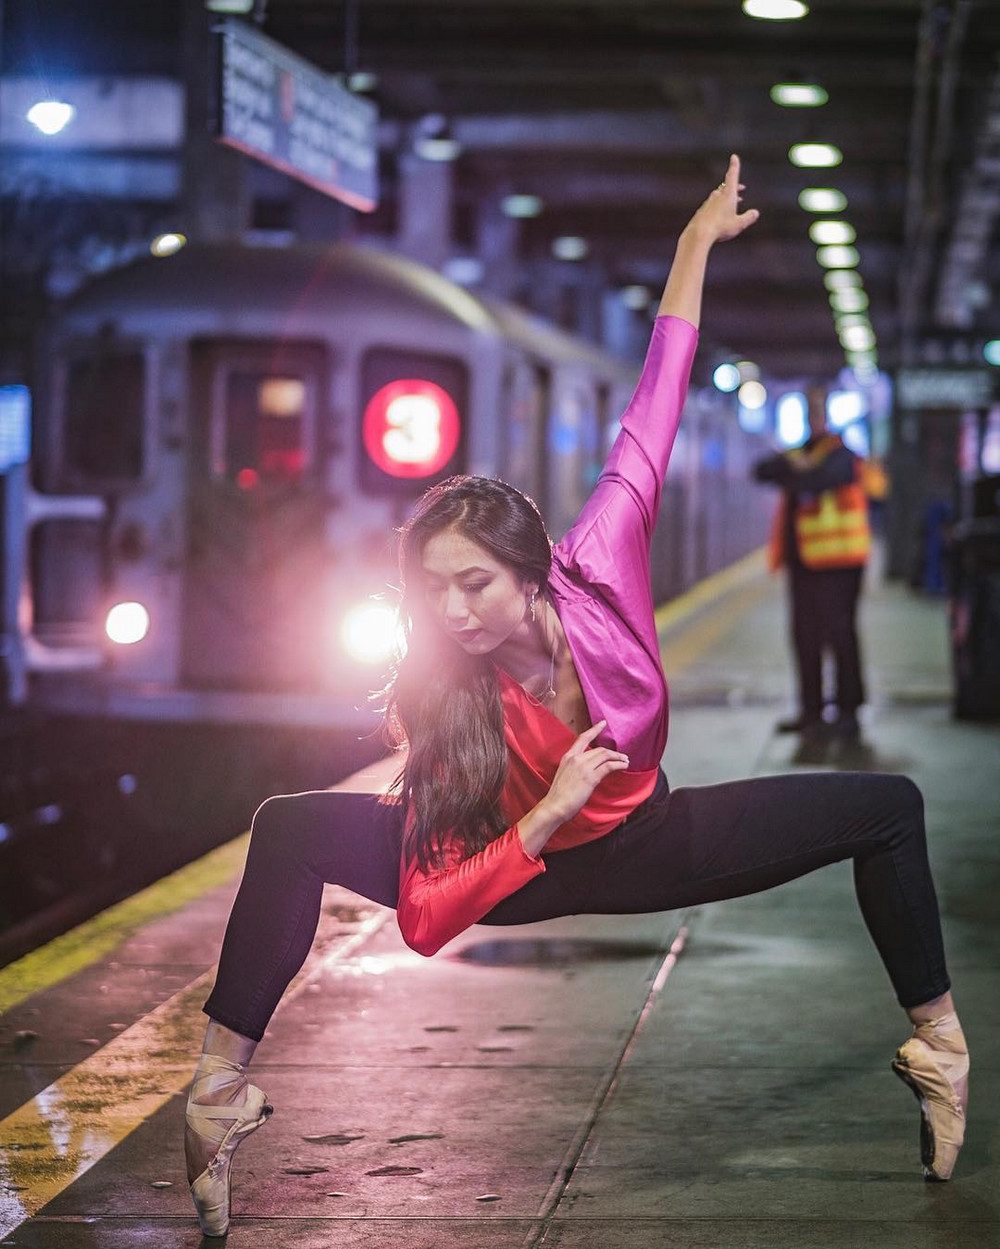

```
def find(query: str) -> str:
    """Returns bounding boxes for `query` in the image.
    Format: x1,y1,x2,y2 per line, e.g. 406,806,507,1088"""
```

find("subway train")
2,240,773,953
25,240,771,733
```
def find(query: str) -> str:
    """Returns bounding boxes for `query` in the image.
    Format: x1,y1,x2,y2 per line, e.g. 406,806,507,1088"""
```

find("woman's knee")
248,793,308,856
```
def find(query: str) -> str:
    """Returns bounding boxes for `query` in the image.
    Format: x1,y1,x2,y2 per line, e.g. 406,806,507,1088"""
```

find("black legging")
203,769,950,1042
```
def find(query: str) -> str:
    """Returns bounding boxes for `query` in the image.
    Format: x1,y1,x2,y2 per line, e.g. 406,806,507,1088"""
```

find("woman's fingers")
566,718,607,755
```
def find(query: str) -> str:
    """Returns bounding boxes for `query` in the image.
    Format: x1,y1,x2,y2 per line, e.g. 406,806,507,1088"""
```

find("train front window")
64,351,145,481
221,372,308,487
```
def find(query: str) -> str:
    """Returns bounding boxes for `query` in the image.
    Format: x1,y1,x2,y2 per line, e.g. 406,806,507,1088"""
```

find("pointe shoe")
891,1012,969,1181
186,1052,273,1236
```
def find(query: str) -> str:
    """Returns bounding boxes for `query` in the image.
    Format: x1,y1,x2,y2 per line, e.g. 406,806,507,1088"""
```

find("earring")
529,591,537,623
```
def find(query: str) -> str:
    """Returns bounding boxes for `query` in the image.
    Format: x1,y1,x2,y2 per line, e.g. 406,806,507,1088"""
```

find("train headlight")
341,603,404,666
106,601,150,645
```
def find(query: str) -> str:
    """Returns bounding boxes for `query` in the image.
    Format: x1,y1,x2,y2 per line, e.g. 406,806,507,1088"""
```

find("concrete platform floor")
1,553,998,1248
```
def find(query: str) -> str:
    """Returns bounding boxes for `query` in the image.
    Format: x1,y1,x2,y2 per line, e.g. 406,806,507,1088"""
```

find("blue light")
842,422,870,457
777,392,807,447
826,389,868,429
0,385,31,470
985,340,1000,367
713,363,741,392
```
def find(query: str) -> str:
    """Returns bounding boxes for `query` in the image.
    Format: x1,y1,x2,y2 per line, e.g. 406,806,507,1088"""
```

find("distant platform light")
845,349,879,370
842,421,870,457
827,389,869,428
552,236,588,261
206,0,254,10
347,71,378,92
799,187,847,213
984,340,1000,366
342,603,403,666
830,288,869,314
106,601,150,645
443,256,485,285
738,380,768,410
824,268,862,292
26,100,75,135
738,403,768,434
790,143,842,168
817,244,860,268
809,220,856,246
502,194,544,219
151,232,187,258
771,83,828,107
622,285,651,311
736,359,761,381
415,136,462,162
713,362,742,392
840,323,877,352
743,0,809,19
777,392,807,447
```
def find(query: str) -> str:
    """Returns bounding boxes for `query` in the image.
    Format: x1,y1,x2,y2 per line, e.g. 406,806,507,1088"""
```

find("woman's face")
419,527,533,654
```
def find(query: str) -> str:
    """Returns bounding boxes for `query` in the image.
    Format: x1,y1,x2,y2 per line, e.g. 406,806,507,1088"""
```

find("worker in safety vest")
753,385,871,739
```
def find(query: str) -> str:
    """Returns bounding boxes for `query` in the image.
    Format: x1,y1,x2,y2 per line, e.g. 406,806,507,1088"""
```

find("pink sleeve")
557,314,698,556
397,824,545,957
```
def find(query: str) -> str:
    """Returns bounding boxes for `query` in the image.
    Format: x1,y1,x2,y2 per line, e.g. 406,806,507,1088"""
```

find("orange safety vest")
767,435,871,572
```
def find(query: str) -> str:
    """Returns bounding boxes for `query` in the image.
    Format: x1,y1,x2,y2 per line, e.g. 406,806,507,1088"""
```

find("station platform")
1,548,998,1248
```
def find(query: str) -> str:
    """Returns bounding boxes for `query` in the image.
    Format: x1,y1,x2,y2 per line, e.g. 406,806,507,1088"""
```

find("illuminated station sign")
215,19,379,211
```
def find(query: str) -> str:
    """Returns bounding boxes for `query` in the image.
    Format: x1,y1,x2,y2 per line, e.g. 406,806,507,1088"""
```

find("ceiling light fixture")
789,143,843,168
824,269,862,292
743,0,809,20
799,188,847,213
501,194,544,219
816,244,860,268
771,83,828,107
829,288,869,314
552,236,588,261
809,220,856,246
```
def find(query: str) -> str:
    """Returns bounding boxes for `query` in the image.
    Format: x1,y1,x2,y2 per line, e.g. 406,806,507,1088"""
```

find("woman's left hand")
685,154,760,245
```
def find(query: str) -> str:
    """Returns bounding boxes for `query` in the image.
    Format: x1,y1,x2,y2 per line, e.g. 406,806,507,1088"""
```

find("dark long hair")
384,476,552,871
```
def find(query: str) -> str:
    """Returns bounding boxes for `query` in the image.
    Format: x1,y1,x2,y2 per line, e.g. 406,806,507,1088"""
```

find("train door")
500,357,551,516
547,375,600,539
182,340,329,690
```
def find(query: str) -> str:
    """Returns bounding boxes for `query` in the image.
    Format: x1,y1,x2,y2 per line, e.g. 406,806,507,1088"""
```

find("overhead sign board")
216,19,378,212
896,368,995,410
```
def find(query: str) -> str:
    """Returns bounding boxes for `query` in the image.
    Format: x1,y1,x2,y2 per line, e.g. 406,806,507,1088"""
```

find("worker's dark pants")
204,768,950,1042
790,564,865,720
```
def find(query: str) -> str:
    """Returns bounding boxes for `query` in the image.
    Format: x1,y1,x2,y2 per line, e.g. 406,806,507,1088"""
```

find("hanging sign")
896,369,995,410
216,18,378,211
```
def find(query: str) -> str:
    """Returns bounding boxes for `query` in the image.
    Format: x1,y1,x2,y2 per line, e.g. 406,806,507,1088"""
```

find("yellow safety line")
655,545,768,637
0,892,391,1238
660,580,773,676
0,835,251,1016
0,758,402,1016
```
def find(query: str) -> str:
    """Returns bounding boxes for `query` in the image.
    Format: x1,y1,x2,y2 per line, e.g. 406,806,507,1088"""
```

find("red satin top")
396,671,658,957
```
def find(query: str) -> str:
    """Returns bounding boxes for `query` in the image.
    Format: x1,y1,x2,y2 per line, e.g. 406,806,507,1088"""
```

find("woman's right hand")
544,720,630,824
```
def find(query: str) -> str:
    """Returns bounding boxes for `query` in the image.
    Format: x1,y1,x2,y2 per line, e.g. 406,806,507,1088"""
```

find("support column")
395,148,453,270
475,188,520,300
179,0,250,242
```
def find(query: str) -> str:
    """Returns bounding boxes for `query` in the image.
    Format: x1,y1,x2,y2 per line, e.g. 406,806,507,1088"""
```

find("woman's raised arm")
657,154,759,329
